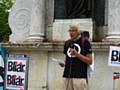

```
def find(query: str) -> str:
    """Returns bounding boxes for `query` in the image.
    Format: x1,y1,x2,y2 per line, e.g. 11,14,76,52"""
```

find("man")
60,25,92,90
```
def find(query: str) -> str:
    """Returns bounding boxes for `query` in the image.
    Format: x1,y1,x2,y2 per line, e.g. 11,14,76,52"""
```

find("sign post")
4,54,29,90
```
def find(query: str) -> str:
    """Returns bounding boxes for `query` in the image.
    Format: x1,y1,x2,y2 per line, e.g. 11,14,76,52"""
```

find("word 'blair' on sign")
6,59,27,90
7,74,24,86
8,60,25,72
108,46,120,67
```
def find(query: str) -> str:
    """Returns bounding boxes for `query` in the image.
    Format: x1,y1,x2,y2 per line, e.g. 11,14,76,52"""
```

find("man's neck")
72,35,81,41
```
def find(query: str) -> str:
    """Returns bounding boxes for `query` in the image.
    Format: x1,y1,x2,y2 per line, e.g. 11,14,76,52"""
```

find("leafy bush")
0,0,13,42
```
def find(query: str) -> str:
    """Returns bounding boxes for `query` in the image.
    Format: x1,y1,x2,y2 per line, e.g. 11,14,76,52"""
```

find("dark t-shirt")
63,37,92,78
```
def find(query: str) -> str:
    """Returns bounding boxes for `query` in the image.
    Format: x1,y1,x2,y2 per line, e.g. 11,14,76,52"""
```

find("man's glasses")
68,29,78,32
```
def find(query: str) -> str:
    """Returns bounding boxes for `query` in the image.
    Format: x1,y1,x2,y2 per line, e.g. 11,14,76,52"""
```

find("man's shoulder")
65,39,72,43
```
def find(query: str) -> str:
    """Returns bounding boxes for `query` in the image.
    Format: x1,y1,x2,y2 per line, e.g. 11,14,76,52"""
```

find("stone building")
4,0,120,90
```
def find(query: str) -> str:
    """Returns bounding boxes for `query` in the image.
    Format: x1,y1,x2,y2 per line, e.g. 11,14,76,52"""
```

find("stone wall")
7,0,120,90
4,42,120,90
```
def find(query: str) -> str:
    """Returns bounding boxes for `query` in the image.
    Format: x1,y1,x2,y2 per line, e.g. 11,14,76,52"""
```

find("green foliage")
0,0,13,42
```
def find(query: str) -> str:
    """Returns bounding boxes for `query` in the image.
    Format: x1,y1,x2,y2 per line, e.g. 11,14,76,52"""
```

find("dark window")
64,0,93,18
54,0,93,19
54,0,66,19
54,0,105,26
94,0,105,26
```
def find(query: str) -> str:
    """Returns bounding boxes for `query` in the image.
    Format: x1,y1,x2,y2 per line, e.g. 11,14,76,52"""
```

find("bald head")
69,24,80,32
68,24,81,35
68,24,81,40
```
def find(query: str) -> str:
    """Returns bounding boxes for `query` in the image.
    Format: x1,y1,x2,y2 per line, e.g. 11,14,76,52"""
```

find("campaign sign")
108,46,120,67
4,54,29,90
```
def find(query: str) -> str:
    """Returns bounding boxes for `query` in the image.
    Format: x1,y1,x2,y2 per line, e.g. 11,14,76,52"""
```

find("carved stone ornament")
9,0,33,43
9,0,45,43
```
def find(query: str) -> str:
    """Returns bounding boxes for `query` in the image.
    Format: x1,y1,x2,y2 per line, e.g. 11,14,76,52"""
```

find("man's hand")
70,48,78,56
59,62,65,67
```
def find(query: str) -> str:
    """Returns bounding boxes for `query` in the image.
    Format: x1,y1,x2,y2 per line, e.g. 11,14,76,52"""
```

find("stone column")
45,0,54,41
9,0,33,43
9,0,45,43
106,0,120,41
27,0,45,43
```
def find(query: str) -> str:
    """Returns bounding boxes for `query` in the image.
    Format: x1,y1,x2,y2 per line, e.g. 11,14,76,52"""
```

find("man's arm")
76,51,92,65
70,48,92,65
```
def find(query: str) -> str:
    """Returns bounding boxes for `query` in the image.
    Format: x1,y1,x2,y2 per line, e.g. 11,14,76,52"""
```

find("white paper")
52,58,65,65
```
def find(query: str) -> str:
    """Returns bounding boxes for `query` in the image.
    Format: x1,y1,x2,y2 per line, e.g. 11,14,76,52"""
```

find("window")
54,0,66,19
54,0,105,26
94,0,105,26
54,0,93,19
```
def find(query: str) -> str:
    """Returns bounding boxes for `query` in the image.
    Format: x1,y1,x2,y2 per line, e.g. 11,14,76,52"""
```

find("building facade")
5,0,120,90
